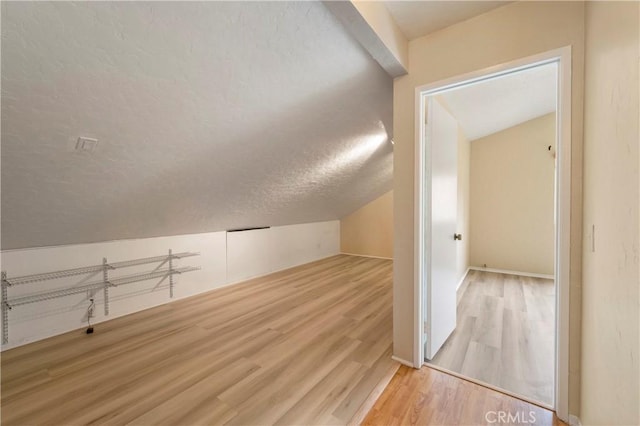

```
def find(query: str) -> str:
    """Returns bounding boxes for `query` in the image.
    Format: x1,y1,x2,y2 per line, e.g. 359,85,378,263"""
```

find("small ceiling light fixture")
75,136,98,152
390,139,395,145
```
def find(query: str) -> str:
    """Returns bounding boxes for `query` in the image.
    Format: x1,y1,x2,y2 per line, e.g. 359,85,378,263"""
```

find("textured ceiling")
440,63,557,141
384,1,510,40
1,1,394,249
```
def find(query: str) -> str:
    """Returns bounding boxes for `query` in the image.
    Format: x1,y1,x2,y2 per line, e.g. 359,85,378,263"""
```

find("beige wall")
393,0,584,415
581,2,639,425
341,191,393,258
469,114,556,275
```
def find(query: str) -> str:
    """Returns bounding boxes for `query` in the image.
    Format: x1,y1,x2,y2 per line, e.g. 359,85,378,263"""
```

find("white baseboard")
223,253,338,288
391,355,416,368
456,268,471,291
568,414,582,426
340,252,393,260
1,220,340,350
468,266,554,280
456,268,471,305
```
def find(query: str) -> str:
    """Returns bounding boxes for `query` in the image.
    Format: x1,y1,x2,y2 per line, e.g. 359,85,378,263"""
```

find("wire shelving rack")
1,249,200,344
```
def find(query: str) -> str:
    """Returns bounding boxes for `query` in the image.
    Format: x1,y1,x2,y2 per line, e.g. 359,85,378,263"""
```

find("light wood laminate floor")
1,254,397,425
429,270,555,406
363,365,565,426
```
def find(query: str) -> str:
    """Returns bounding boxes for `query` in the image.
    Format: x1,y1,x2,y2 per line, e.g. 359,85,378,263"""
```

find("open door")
424,97,459,360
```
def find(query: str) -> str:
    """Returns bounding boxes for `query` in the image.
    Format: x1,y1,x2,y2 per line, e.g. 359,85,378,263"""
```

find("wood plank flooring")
1,254,396,425
429,270,555,405
362,365,566,426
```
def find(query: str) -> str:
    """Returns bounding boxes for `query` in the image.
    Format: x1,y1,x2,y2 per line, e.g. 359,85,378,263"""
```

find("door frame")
413,46,572,420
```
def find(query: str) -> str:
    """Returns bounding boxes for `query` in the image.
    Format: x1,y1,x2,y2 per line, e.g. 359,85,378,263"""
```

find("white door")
424,97,459,360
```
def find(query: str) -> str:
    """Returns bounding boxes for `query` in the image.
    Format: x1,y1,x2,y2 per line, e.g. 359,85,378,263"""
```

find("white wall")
469,114,556,276
0,220,339,350
581,2,639,424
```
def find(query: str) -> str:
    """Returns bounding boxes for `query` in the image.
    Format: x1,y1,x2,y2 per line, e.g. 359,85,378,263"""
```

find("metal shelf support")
0,250,200,345
169,249,174,298
103,258,110,316
2,272,9,345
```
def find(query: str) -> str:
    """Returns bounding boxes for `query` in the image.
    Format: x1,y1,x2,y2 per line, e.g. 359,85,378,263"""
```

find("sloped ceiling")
440,63,557,140
1,1,393,249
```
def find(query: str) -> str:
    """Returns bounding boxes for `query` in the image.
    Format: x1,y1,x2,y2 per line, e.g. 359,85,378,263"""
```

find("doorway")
414,48,572,417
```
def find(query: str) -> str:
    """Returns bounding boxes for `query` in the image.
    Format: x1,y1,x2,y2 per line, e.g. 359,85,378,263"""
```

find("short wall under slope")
0,220,339,350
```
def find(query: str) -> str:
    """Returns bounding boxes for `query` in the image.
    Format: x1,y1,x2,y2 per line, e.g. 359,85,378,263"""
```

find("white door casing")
414,46,572,420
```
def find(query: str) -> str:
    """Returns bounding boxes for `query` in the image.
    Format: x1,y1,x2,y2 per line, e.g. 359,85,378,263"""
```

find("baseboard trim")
391,355,416,368
0,252,341,352
456,268,470,291
348,361,400,426
468,266,554,280
456,268,471,305
568,414,582,426
340,252,393,260
224,253,340,287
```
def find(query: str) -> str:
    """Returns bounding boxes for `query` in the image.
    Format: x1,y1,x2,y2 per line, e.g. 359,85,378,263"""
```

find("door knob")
454,233,462,241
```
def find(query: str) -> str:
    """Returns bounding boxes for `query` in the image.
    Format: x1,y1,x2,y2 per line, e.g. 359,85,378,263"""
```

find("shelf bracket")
0,251,199,343
2,271,8,345
103,258,110,316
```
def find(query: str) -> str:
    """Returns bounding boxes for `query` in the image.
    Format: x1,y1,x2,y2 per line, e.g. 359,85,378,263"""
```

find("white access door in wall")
424,98,459,360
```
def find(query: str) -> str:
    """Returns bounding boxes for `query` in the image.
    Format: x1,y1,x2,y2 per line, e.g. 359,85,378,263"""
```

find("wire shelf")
108,252,199,269
5,266,200,308
3,264,109,287
110,266,200,287
172,265,200,274
1,252,200,285
172,252,200,260
6,281,106,308
1,250,201,344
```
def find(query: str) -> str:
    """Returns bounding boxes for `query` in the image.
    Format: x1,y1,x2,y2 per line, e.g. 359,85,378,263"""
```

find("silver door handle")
454,234,462,241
